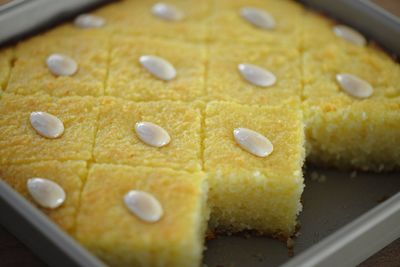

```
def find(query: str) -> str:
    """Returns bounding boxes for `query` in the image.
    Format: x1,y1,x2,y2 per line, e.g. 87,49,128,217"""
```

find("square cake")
7,31,108,97
204,100,305,237
0,160,86,233
0,94,98,164
106,35,206,102
94,97,202,172
95,0,211,42
75,164,208,267
208,0,303,46
302,12,400,171
207,43,301,105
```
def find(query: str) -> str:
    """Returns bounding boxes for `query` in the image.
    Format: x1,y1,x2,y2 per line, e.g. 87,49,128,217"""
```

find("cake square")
208,0,303,46
95,0,211,42
0,160,87,233
204,100,305,237
7,31,108,97
75,164,208,267
0,94,98,164
302,39,400,171
94,97,202,172
207,43,301,105
303,43,400,100
301,11,370,51
0,48,13,91
106,35,206,102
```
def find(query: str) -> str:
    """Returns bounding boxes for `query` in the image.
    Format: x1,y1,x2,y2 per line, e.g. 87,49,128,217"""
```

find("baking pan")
0,0,111,46
204,168,400,267
1,0,400,267
1,169,399,267
0,180,107,267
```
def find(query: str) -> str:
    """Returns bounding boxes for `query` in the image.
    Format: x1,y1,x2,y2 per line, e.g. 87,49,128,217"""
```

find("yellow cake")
0,161,86,233
207,43,301,105
204,100,305,237
75,164,208,267
0,0,399,266
94,0,211,42
7,31,108,97
0,94,98,164
302,11,400,171
209,0,304,46
94,97,202,172
106,35,206,102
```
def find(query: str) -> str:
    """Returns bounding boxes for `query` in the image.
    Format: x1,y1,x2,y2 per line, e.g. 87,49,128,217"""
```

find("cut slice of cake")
75,164,209,267
0,160,86,233
302,12,400,171
204,100,305,238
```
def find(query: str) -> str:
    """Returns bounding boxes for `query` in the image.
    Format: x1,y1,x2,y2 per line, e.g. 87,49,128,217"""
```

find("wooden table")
1,1,400,267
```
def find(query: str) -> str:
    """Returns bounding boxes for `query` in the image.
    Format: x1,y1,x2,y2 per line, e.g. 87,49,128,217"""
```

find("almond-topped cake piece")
7,30,108,97
107,35,206,102
207,43,301,105
208,0,303,46
94,97,202,172
75,164,208,267
94,0,210,42
0,161,86,233
302,12,400,171
0,94,98,164
204,100,305,237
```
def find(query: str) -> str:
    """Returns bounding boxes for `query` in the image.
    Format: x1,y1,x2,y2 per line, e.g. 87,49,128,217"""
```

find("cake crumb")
286,238,295,257
206,230,217,240
377,195,389,203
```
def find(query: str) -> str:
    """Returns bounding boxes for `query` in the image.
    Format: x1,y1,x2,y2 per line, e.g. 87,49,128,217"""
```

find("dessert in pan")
0,0,399,266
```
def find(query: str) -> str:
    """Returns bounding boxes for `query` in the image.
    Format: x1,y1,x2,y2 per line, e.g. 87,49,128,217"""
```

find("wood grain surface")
1,1,400,267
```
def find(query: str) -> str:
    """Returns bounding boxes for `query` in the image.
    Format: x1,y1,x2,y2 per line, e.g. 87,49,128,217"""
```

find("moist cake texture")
76,165,208,267
94,97,202,172
209,0,303,45
0,0,399,266
302,11,400,171
205,100,304,237
207,43,301,105
107,36,206,102
0,94,98,164
7,31,108,97
0,161,86,233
